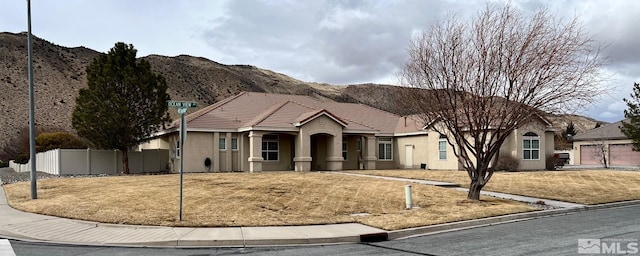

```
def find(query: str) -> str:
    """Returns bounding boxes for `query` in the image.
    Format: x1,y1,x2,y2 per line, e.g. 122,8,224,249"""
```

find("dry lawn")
3,172,536,230
345,170,640,205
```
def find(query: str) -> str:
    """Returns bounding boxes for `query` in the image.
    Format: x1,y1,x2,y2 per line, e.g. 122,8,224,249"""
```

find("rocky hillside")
0,32,604,155
0,33,99,149
0,32,371,150
546,114,603,134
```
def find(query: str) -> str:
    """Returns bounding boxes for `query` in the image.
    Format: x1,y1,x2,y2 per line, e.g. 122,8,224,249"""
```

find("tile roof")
168,92,411,135
571,119,630,141
293,109,348,127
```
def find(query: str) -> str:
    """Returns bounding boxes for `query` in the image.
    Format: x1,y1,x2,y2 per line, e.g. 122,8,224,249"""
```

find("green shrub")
494,154,519,172
35,132,88,153
0,160,8,168
14,154,29,164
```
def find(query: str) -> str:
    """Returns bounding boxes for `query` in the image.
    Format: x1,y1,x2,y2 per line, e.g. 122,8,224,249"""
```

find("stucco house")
139,92,555,172
572,119,640,166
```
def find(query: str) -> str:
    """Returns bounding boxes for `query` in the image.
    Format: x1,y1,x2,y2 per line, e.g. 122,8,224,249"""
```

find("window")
231,138,238,150
342,137,348,160
523,132,540,160
357,138,362,152
438,134,447,160
175,140,180,158
378,137,392,160
262,135,278,161
219,138,226,150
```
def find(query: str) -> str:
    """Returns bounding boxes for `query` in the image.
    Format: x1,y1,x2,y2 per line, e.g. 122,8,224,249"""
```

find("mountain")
545,114,604,134
0,32,372,151
0,32,605,155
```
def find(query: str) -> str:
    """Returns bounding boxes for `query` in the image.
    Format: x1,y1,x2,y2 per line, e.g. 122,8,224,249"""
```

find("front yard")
3,172,535,230
345,169,640,204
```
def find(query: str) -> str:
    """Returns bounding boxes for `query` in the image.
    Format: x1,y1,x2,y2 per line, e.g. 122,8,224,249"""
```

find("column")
364,136,377,170
248,131,263,173
213,132,220,172
226,132,233,171
239,133,245,172
326,135,343,171
293,133,311,171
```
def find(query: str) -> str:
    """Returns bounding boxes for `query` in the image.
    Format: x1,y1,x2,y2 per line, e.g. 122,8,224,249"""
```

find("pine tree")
72,43,170,174
621,82,640,151
566,122,577,136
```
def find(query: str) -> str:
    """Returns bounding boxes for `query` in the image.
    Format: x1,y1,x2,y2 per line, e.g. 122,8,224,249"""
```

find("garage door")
610,144,640,166
580,145,602,165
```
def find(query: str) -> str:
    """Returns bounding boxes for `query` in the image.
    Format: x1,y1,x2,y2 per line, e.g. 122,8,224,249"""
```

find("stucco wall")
297,115,344,171
374,136,398,170
417,120,553,171
168,132,250,172
262,133,294,171
343,136,360,170
169,132,213,172
138,138,170,150
513,123,550,170
241,132,250,172
396,132,460,170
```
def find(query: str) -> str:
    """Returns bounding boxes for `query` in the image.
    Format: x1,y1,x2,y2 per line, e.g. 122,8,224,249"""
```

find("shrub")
14,154,29,164
494,154,519,172
35,132,88,153
0,160,8,168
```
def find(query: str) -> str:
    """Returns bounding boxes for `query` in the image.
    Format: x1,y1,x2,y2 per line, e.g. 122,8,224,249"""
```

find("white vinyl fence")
9,148,169,175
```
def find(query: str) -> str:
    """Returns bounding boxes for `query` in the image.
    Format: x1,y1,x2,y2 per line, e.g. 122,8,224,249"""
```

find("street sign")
167,101,198,108
167,100,198,222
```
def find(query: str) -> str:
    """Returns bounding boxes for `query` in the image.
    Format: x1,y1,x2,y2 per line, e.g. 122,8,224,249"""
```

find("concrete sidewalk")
331,172,460,187
332,172,586,209
0,187,385,247
1,174,638,248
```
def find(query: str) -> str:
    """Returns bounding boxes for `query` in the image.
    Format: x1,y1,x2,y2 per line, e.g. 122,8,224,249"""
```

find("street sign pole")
27,0,37,200
178,108,186,221
168,101,197,222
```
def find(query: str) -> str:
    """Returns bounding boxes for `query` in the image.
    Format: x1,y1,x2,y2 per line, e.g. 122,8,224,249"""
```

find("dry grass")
3,172,536,230
345,170,640,205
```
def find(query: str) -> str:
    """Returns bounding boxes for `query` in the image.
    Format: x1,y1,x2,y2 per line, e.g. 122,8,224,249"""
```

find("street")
9,204,640,255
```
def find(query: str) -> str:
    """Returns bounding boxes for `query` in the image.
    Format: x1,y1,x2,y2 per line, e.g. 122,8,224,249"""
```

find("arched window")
523,132,540,160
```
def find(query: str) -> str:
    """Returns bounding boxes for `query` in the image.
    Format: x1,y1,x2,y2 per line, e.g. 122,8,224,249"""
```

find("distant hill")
545,114,604,134
0,32,605,156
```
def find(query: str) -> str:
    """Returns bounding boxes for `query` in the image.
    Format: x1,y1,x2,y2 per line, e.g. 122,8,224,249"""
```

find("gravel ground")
0,167,59,185
0,167,173,185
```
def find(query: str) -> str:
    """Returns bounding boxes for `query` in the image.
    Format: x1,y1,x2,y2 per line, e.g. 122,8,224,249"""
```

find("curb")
387,199,640,240
3,200,640,248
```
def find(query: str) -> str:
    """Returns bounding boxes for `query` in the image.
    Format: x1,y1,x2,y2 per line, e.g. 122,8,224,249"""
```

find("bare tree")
399,3,606,200
593,141,609,169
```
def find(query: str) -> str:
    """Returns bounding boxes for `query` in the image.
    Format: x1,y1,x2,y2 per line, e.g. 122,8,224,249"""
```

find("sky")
2,0,639,123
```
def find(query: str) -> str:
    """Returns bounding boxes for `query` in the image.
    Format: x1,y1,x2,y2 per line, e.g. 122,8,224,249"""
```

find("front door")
405,145,413,169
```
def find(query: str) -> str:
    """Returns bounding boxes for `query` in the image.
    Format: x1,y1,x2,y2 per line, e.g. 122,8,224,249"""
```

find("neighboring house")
139,92,555,172
572,119,640,166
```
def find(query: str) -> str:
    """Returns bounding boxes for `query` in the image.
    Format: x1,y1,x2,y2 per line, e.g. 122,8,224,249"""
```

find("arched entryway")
310,133,331,170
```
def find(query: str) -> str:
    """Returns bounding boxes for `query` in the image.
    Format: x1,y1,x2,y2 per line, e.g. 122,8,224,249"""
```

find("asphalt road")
8,204,640,256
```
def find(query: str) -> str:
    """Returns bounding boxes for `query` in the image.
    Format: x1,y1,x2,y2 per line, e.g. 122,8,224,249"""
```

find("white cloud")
598,111,618,119
2,0,639,121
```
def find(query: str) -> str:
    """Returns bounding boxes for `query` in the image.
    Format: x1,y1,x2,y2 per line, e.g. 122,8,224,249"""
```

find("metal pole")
405,185,412,209
179,109,186,221
27,0,37,200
